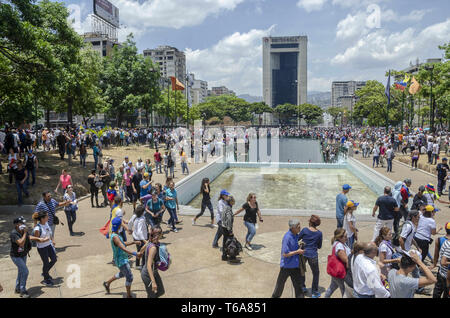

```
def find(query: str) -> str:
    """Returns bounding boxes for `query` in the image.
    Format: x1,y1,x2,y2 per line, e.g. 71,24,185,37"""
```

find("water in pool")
188,168,378,215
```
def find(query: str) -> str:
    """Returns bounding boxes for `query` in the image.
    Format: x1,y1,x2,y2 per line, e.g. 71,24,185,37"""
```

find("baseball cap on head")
143,172,149,177
425,184,436,192
346,200,359,208
418,185,425,192
342,184,352,190
220,189,230,196
13,216,26,224
111,217,122,232
446,222,450,230
425,205,435,212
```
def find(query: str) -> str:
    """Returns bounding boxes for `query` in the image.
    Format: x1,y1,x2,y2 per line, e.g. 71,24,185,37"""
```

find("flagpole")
401,90,404,134
385,70,390,134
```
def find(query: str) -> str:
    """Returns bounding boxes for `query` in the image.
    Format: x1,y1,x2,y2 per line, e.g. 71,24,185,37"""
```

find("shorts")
115,263,133,287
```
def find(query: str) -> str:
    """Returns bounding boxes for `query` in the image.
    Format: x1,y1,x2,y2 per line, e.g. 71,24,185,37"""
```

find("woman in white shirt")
414,205,442,262
324,228,352,298
343,201,358,249
375,227,401,277
127,205,148,270
63,185,78,236
33,211,57,287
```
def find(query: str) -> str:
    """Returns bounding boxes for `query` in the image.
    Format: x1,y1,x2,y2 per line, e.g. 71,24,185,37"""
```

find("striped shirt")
35,199,59,226
438,240,450,278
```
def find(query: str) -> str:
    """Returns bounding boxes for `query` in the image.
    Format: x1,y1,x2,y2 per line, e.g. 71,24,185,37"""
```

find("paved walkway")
0,153,447,298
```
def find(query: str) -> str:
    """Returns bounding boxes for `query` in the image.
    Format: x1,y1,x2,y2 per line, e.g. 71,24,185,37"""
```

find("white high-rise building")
143,46,186,85
189,73,208,105
262,36,307,108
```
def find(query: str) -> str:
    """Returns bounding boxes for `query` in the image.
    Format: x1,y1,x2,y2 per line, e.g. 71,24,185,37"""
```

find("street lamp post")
292,79,299,128
425,64,435,131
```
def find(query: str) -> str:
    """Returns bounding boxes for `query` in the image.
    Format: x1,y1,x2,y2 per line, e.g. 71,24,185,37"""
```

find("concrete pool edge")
175,153,398,221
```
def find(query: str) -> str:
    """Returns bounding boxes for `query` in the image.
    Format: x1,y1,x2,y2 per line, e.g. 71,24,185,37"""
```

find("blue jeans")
347,235,355,250
305,256,320,294
244,221,256,243
373,156,379,167
11,256,29,292
213,221,223,247
181,162,189,174
115,263,133,287
16,180,29,205
155,161,162,173
94,156,98,169
387,158,393,172
167,207,177,230
336,217,344,229
80,154,87,168
26,167,36,186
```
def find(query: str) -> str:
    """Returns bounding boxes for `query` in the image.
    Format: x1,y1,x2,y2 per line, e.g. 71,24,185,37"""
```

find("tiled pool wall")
176,157,394,206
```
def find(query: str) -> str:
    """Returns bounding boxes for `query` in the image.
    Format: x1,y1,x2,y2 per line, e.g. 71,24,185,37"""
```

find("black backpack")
224,236,243,258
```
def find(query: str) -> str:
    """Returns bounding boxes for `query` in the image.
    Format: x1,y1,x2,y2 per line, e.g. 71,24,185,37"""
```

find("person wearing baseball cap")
436,157,449,196
343,200,359,248
212,190,231,248
10,216,46,297
414,205,442,262
336,185,351,229
103,217,140,298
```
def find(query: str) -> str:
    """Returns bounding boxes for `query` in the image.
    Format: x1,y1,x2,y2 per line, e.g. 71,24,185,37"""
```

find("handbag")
327,244,347,279
53,215,60,225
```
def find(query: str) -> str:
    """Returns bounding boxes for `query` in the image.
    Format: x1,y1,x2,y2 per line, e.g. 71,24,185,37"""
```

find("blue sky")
64,0,449,96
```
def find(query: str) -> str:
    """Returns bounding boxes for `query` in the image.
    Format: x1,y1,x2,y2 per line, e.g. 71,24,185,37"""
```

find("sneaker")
173,228,178,233
15,288,20,294
212,224,218,228
41,279,53,287
20,291,30,298
192,219,196,225
302,287,308,294
311,292,321,298
212,244,219,249
221,256,228,261
245,244,253,251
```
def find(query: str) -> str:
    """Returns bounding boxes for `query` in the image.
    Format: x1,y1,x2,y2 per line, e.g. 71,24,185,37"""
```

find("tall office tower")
262,36,307,108
143,46,186,85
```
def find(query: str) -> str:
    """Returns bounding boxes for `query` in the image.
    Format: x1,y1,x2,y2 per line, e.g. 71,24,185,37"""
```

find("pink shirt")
60,174,72,189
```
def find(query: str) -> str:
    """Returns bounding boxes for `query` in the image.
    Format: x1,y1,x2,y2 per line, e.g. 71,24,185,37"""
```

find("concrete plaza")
0,153,448,298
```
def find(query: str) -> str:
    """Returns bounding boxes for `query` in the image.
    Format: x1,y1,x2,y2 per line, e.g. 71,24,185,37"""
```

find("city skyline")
66,0,449,96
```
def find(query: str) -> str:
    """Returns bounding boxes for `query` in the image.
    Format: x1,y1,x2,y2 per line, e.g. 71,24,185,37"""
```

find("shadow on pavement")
28,286,45,298
55,245,81,254
250,244,266,250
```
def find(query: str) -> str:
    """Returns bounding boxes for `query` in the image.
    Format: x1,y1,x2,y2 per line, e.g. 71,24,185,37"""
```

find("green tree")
250,102,272,126
274,103,297,125
299,103,323,126
193,95,252,123
101,34,152,127
326,106,344,126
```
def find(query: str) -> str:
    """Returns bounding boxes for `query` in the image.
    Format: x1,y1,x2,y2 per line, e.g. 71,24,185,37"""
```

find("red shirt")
154,152,161,162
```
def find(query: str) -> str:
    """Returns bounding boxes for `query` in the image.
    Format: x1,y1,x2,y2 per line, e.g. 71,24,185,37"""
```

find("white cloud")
331,19,450,69
115,0,245,30
297,0,328,12
383,9,432,23
336,12,369,40
336,9,431,41
185,25,276,96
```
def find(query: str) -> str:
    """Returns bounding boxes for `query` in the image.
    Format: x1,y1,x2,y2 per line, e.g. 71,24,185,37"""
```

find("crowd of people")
2,124,450,298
